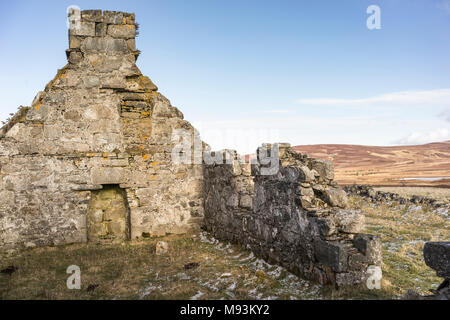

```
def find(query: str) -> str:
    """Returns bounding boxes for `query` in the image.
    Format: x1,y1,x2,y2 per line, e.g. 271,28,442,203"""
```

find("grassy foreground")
1,194,448,300
347,196,448,297
0,233,325,300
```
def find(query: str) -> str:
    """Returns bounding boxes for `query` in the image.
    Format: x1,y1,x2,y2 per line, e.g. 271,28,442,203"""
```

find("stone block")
107,24,136,39
239,194,253,209
123,13,135,24
108,221,125,234
81,10,103,22
91,209,104,223
83,76,100,88
335,271,365,286
69,36,82,49
82,38,128,53
297,166,315,182
348,252,369,270
5,123,26,141
81,37,106,51
335,209,365,234
310,159,334,181
299,186,314,197
353,234,382,265
314,239,348,272
91,167,125,185
424,242,450,279
106,38,128,52
321,187,348,208
226,193,239,208
101,76,127,89
104,11,124,24
70,21,96,36
126,39,136,51
0,190,15,209
68,51,83,64
315,217,337,237
95,23,107,36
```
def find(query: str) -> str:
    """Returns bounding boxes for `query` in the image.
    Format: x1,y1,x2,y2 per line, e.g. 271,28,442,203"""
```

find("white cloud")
296,89,450,107
437,0,450,14
439,109,450,122
260,109,295,114
193,115,429,154
394,128,450,145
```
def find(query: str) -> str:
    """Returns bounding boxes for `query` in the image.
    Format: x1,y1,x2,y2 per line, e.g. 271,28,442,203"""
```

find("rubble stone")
424,242,450,279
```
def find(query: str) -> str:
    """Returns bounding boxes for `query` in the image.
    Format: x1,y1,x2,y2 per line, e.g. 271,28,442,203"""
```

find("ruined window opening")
87,184,131,242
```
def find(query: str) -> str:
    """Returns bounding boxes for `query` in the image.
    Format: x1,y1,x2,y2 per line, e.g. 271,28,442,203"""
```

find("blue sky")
1,0,449,154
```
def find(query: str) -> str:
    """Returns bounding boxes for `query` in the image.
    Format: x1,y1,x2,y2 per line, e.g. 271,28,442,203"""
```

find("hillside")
293,141,450,186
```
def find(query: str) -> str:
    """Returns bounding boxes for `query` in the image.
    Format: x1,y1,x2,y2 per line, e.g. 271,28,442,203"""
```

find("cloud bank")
394,128,450,145
296,89,450,107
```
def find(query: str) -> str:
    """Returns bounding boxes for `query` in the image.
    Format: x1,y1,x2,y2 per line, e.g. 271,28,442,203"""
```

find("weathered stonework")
1,9,382,289
0,10,204,252
203,144,382,286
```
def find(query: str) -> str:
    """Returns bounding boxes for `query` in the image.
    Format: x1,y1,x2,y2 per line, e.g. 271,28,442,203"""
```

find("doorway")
87,185,130,242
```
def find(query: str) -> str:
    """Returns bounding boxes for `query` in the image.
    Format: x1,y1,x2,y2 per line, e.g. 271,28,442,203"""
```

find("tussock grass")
347,195,449,297
0,234,323,300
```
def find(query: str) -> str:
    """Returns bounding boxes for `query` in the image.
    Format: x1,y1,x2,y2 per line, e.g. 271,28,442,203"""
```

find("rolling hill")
292,141,450,186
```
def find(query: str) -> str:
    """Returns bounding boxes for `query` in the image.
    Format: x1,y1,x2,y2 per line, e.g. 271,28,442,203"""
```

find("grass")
0,233,324,300
347,195,449,297
1,191,448,300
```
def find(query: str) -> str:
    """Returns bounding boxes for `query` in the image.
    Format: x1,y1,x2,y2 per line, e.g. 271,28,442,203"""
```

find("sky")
0,0,449,154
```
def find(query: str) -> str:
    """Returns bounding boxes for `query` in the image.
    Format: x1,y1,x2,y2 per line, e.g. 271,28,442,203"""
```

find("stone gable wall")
0,10,204,253
204,145,382,286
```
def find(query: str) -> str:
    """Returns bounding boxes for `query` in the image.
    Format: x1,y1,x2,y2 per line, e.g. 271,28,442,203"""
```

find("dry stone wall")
0,10,204,253
204,144,382,286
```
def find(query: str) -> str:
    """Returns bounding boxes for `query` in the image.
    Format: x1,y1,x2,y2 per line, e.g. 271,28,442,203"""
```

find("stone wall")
204,144,382,286
0,10,204,253
344,185,449,210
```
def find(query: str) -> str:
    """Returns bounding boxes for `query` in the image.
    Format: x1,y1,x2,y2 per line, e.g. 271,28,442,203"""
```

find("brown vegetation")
293,141,450,187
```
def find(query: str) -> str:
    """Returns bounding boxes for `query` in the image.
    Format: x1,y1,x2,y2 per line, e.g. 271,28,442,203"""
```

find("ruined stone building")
0,10,205,249
0,10,382,287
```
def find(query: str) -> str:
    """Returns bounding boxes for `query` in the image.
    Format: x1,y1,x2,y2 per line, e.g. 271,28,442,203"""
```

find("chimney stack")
67,9,139,65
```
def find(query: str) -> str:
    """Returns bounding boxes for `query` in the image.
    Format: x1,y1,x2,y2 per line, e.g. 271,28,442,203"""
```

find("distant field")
293,141,450,187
